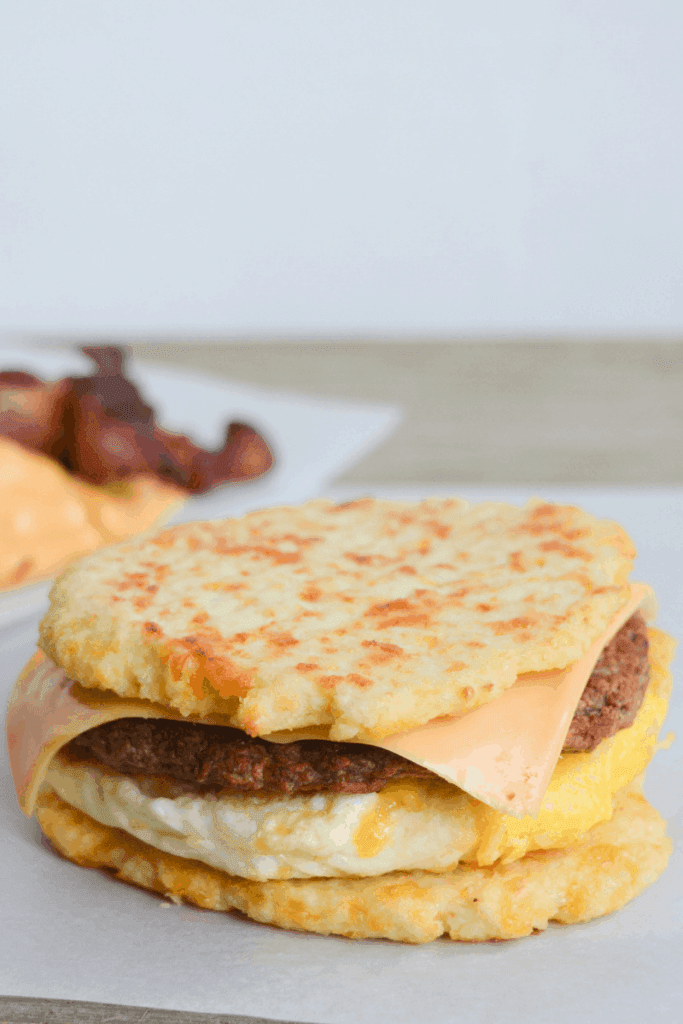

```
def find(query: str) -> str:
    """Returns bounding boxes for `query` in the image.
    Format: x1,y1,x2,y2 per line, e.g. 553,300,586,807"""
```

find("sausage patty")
64,614,649,794
563,612,649,751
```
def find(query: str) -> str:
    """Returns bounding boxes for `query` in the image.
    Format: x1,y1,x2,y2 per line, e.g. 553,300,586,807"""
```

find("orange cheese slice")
377,582,655,816
6,656,238,817
5,583,655,819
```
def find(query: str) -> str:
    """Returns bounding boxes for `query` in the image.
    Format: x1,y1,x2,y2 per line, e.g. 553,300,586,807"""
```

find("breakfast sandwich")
6,498,674,943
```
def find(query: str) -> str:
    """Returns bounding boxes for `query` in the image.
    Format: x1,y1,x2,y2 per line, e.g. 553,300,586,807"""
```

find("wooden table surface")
131,340,683,486
3,340,683,1024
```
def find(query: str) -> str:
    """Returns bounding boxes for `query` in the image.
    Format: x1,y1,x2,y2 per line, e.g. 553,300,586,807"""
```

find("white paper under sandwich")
6,582,655,820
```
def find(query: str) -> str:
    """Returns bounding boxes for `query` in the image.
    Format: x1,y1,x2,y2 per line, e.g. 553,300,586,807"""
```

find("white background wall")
1,1,682,338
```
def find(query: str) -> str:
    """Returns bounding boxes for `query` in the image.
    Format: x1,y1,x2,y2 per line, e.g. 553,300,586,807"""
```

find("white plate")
0,485,680,1023
0,346,401,628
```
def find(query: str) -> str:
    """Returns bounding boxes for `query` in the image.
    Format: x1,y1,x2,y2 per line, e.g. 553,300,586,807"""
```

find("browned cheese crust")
35,784,671,944
39,498,636,742
64,615,650,794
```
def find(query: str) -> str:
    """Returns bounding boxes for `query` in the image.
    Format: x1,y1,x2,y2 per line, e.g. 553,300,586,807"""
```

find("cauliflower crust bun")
35,784,670,944
38,497,636,742
6,498,675,943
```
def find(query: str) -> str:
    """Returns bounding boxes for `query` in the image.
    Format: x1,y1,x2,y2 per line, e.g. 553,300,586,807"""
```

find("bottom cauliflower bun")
35,783,671,943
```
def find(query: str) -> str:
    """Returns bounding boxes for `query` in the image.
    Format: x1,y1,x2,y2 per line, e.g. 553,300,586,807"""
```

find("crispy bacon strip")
0,346,273,492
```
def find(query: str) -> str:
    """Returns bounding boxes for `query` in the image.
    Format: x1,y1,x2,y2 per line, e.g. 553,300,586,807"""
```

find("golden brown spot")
447,662,466,673
508,550,525,573
362,640,404,655
518,513,564,537
466,640,485,649
398,565,417,575
299,585,322,602
191,612,210,626
482,683,494,692
531,503,555,518
318,675,343,689
538,539,591,561
182,599,196,609
460,685,474,699
490,616,536,635
476,603,492,613
140,561,171,581
417,540,431,555
161,627,256,699
427,519,450,539
344,551,392,567
144,621,162,635
151,529,177,549
346,673,373,688
387,614,430,630
366,599,414,616
213,539,301,565
333,498,373,512
516,504,596,544
360,639,407,665
295,662,320,673
200,582,245,592
112,571,150,593
268,532,321,548
269,632,299,648
381,614,430,629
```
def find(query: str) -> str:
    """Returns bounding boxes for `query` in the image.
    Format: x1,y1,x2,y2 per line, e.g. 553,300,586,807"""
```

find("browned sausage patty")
64,614,649,794
563,612,649,751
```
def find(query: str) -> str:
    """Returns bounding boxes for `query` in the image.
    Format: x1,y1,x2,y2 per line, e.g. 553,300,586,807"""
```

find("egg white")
44,755,480,880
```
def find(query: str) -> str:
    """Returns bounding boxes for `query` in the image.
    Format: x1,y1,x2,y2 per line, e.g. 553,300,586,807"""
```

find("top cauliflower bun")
39,498,635,742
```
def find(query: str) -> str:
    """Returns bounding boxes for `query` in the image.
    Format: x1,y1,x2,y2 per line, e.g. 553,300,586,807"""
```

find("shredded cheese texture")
40,497,635,741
